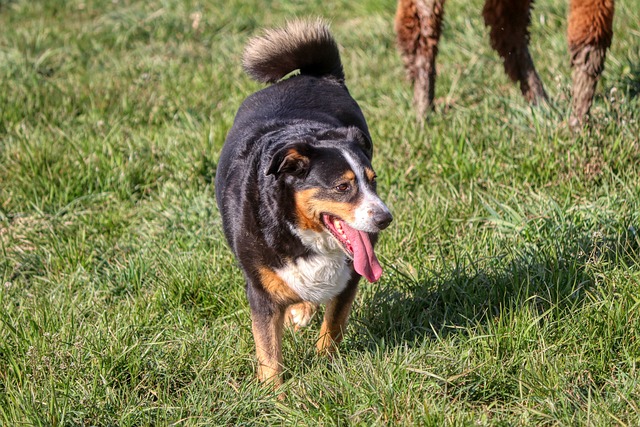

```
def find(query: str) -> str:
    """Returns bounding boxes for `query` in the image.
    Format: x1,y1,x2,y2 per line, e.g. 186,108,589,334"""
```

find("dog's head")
265,127,392,282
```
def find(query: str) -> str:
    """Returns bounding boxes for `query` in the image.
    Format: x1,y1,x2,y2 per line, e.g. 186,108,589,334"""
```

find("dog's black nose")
374,210,393,230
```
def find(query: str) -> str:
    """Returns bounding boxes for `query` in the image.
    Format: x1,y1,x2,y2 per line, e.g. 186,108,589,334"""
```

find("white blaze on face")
342,150,392,233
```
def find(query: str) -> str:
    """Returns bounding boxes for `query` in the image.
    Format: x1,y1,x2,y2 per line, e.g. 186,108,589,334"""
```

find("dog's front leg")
250,302,285,385
317,273,360,354
247,267,301,385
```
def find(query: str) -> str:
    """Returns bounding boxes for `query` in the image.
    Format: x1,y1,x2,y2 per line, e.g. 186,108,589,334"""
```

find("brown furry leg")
246,279,291,386
483,0,547,103
568,0,614,128
317,274,360,354
395,0,445,118
284,301,317,331
251,306,285,385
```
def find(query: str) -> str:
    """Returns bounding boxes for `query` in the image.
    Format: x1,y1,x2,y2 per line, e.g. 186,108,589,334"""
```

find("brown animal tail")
242,18,344,84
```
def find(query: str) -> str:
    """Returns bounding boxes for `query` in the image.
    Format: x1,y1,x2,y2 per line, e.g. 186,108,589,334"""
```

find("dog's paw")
285,302,317,331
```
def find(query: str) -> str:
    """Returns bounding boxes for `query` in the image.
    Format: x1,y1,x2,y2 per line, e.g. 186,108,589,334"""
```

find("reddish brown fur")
258,266,301,305
253,267,301,386
308,199,357,223
567,0,614,47
294,188,358,230
284,148,309,166
341,170,356,181
567,0,614,126
251,305,285,385
294,189,325,231
395,0,615,126
317,276,360,353
395,0,445,116
364,168,376,181
284,301,318,330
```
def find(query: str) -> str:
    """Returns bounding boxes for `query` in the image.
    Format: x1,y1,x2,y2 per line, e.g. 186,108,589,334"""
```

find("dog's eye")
371,174,377,183
335,183,350,193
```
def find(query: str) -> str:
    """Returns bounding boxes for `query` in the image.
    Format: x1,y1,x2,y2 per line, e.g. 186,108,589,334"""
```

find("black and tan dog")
215,19,392,385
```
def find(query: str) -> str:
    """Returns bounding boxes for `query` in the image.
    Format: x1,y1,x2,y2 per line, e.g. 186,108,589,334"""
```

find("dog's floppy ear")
265,142,312,178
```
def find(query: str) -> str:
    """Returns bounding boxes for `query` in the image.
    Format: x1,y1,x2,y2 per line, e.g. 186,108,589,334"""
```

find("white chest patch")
275,228,353,304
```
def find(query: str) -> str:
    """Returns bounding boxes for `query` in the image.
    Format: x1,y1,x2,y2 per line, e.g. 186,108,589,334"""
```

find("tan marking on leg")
251,307,285,386
285,301,318,331
258,266,301,305
317,277,359,354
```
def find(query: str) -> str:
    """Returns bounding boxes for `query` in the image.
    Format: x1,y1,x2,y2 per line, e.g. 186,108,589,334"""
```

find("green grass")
1,0,639,425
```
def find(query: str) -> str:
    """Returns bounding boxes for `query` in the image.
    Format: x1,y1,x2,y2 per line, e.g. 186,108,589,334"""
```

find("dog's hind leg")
317,274,360,354
568,0,614,128
285,301,318,331
482,0,548,103
395,0,446,118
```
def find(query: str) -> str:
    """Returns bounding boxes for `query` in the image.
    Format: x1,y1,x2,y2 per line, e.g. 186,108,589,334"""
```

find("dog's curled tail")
242,19,344,84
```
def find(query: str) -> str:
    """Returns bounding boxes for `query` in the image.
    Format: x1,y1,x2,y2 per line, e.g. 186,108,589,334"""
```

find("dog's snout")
374,209,393,230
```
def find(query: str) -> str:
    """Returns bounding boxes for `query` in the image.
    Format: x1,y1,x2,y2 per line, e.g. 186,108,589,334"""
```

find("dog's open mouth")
321,213,382,282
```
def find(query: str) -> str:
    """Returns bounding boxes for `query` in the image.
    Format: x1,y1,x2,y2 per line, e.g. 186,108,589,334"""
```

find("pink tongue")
343,225,383,282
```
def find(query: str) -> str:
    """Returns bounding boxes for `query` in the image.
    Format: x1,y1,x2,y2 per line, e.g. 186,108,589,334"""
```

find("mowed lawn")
1,0,639,425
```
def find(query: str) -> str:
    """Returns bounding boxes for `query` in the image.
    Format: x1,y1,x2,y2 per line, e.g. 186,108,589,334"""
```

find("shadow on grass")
352,226,639,349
